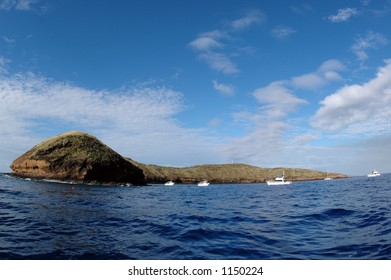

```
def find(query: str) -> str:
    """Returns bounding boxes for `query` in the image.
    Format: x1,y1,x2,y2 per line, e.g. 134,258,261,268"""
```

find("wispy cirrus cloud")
290,4,312,15
0,55,9,68
212,80,235,96
0,0,49,14
188,31,224,51
189,10,263,75
189,30,239,75
351,31,389,62
0,0,35,11
271,25,297,40
3,36,16,45
230,10,265,30
327,7,360,22
199,52,239,75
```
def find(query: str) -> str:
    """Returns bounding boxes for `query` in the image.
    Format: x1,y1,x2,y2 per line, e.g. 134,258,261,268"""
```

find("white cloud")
0,55,9,69
0,70,225,171
220,60,391,175
15,0,34,10
212,80,235,96
351,31,389,62
0,72,185,135
0,0,35,10
221,121,288,164
208,118,222,127
221,79,309,167
221,59,351,172
291,59,345,89
189,32,224,52
253,82,308,119
189,30,239,74
271,25,296,39
327,7,360,22
3,36,16,44
189,10,263,75
0,0,15,10
292,133,319,145
199,52,239,74
311,59,391,132
230,10,264,30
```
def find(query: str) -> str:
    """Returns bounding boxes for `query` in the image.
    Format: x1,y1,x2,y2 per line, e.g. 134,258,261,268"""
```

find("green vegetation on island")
10,131,145,185
128,160,347,184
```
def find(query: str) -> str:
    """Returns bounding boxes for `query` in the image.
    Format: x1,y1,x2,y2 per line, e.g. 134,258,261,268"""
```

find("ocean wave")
1,174,391,259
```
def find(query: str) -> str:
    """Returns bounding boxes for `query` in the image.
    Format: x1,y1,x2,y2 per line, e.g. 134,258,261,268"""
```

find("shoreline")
3,172,349,187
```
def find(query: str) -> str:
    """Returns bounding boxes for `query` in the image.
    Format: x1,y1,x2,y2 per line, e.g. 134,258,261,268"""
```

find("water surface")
0,174,390,259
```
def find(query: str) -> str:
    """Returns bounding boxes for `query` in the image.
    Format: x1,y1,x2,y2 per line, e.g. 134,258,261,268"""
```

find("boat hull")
266,180,292,186
367,170,380,177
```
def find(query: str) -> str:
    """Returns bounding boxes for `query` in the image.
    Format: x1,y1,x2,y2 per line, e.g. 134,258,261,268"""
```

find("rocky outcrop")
10,131,145,185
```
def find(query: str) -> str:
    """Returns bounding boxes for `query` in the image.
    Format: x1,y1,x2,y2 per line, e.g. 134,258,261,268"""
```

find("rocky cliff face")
10,131,145,185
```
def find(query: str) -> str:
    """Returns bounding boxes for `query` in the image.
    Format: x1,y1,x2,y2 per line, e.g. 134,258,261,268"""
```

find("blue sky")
1,0,391,175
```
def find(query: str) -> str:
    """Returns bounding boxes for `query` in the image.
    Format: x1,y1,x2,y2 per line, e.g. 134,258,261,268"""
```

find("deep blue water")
0,173,390,260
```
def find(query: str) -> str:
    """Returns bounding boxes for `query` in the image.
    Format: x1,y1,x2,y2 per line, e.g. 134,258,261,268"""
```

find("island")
10,131,347,185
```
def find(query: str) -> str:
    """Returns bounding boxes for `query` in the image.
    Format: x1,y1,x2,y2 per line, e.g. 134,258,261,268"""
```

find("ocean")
0,173,390,260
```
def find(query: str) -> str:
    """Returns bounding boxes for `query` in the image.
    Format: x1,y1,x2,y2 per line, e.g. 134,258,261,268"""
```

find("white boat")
198,180,210,186
266,171,292,186
367,170,380,177
324,170,333,180
164,180,175,186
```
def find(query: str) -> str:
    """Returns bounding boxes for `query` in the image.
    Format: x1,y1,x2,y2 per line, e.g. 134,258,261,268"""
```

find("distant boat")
198,180,210,187
324,170,333,180
164,180,175,186
266,171,292,186
367,170,380,177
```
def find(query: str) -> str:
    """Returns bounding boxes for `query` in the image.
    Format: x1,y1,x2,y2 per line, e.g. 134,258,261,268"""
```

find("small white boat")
164,180,175,186
324,170,333,180
367,170,380,177
198,180,210,186
266,171,292,186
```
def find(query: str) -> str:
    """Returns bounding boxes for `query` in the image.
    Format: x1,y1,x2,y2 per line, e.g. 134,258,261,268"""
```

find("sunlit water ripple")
0,173,390,259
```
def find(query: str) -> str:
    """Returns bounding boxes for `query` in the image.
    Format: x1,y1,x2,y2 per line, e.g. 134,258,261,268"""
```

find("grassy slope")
28,131,122,164
127,159,347,183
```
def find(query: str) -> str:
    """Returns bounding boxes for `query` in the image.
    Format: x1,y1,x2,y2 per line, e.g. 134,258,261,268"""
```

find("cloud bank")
311,59,391,133
0,68,224,171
